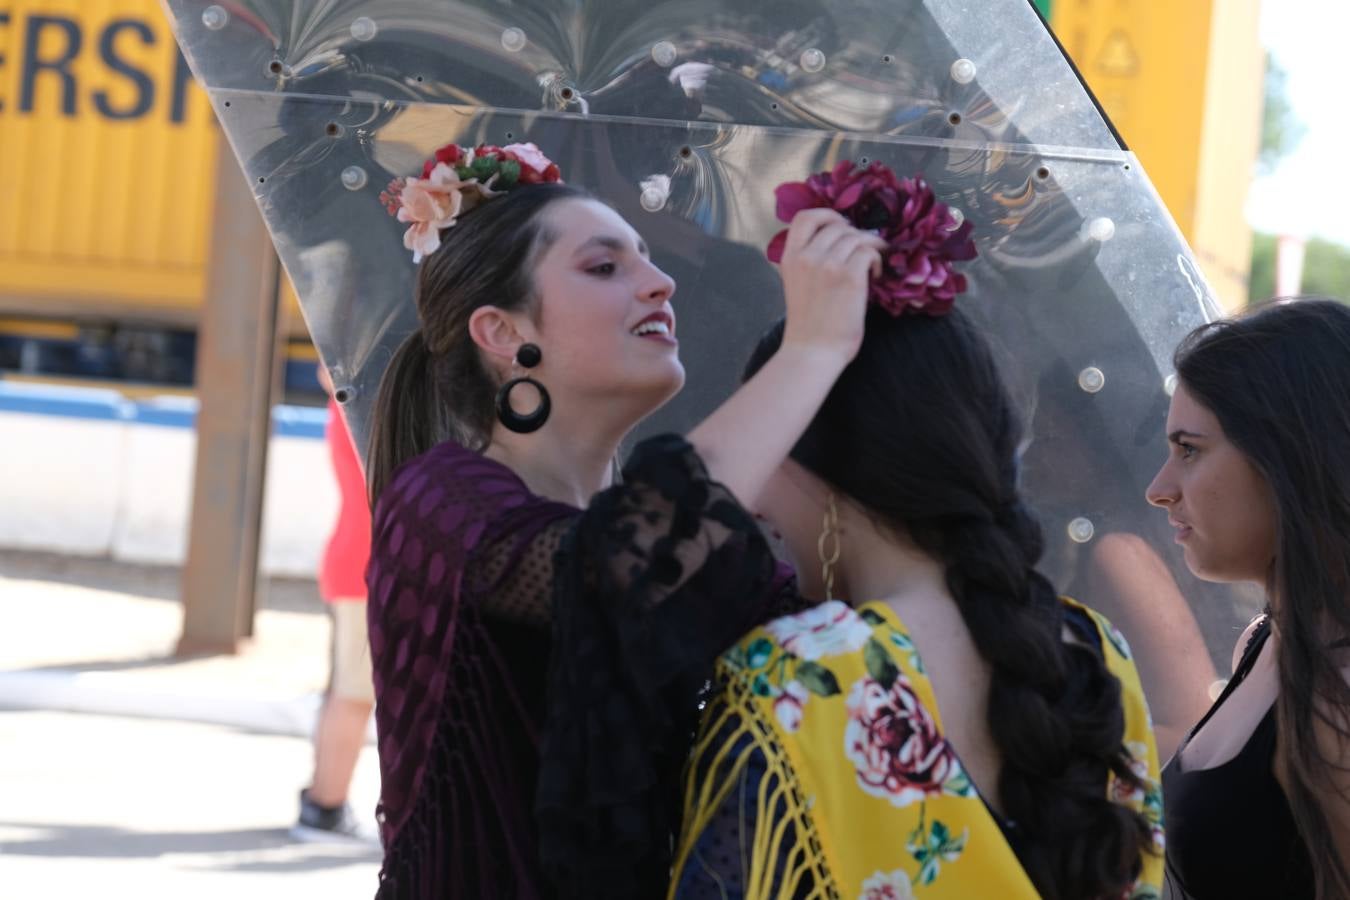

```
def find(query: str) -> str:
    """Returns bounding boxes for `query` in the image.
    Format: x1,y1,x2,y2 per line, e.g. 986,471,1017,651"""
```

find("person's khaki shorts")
328,600,375,704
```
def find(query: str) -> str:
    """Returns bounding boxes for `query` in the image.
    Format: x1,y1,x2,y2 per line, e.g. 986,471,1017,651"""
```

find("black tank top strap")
1179,614,1272,750
1242,613,1273,659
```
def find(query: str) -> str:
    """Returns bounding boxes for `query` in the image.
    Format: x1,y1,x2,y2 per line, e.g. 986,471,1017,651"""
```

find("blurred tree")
1249,231,1275,301
1259,53,1305,174
1302,240,1350,302
1249,232,1350,305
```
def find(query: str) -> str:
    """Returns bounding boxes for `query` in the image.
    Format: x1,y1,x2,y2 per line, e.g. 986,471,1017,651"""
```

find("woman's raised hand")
686,211,886,506
777,209,887,364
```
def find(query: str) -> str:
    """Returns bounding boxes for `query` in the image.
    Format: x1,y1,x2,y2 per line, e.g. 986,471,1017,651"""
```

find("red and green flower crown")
380,141,563,263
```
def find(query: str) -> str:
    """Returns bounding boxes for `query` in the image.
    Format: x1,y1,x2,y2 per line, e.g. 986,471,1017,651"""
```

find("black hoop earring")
495,342,551,434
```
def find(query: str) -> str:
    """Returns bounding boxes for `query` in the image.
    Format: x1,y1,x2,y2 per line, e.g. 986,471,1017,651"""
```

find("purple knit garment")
366,436,804,899
368,441,575,897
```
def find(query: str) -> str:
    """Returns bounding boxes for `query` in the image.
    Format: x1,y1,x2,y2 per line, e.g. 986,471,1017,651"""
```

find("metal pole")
177,128,282,655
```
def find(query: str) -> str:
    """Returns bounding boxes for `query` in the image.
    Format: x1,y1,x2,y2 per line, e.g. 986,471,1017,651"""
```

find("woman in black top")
1146,299,1350,899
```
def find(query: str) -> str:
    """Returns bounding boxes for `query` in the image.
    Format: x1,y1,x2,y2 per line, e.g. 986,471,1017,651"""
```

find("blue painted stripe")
0,382,325,439
0,382,130,424
132,396,199,430
272,405,327,439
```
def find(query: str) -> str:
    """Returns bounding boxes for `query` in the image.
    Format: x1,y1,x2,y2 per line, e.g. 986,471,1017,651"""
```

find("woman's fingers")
807,221,870,262
783,208,849,256
784,208,891,265
802,224,888,270
847,243,885,281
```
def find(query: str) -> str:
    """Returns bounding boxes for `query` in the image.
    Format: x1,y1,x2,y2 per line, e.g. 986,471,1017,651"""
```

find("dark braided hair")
746,308,1152,899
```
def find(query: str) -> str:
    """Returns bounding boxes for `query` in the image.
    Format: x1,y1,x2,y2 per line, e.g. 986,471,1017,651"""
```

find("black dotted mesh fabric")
470,516,569,628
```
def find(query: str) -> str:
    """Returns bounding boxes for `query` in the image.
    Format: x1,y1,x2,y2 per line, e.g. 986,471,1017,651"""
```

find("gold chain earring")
817,492,841,600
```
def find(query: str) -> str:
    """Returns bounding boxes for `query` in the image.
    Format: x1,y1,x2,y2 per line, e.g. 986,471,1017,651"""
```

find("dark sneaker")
290,789,379,846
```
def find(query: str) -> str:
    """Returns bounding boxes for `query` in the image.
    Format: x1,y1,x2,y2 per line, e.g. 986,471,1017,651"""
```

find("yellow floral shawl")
670,598,1164,899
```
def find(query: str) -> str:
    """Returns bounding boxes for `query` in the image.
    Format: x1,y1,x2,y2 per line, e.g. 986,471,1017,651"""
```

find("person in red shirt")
292,369,376,843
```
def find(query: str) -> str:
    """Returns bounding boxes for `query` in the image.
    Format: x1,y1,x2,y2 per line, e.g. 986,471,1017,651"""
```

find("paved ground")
0,550,381,898
0,549,353,736
0,710,380,899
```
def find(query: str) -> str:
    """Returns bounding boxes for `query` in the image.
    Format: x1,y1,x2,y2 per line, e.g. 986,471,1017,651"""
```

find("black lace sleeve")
536,433,804,899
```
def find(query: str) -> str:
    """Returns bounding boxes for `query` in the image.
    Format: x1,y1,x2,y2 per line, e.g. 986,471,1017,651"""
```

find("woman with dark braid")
670,305,1164,898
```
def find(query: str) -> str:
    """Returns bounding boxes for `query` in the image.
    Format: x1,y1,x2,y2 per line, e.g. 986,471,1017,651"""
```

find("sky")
1246,0,1350,245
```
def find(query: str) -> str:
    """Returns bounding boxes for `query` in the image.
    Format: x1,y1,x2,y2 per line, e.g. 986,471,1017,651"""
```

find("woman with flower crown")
668,165,1165,900
362,142,888,900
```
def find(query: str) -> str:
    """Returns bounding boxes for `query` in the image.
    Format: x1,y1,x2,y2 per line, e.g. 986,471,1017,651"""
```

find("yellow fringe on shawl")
671,667,835,899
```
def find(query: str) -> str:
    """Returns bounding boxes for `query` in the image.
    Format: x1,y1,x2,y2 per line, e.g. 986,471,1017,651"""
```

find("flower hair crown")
381,142,563,263
766,161,977,317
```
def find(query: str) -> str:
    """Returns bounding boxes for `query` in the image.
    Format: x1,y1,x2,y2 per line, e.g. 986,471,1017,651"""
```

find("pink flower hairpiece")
766,161,978,317
380,142,563,263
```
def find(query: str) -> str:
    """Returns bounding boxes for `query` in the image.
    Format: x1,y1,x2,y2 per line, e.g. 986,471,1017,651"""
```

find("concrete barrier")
0,382,127,555
113,396,196,566
262,406,339,578
0,381,336,578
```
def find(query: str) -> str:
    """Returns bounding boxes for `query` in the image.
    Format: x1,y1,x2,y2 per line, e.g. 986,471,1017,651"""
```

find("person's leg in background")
293,599,375,842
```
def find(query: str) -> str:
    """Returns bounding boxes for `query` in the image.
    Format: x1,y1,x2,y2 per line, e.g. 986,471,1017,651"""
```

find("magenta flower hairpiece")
766,161,978,317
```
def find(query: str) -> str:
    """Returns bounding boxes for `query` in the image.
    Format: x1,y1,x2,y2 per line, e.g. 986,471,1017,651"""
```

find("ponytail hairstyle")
1174,298,1350,900
366,182,593,505
745,308,1151,899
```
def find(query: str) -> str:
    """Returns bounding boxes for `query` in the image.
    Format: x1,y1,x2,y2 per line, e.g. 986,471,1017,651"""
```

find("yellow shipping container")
1049,0,1263,311
0,0,220,322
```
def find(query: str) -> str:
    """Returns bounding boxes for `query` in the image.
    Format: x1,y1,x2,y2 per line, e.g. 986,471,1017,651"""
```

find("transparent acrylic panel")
164,0,1252,745
166,0,1118,152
